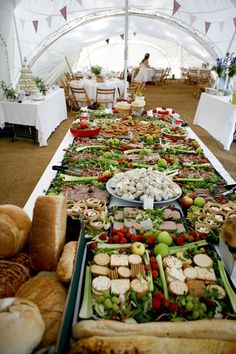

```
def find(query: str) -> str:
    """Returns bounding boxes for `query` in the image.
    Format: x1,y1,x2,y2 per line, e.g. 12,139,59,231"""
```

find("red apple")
180,196,194,208
186,192,196,200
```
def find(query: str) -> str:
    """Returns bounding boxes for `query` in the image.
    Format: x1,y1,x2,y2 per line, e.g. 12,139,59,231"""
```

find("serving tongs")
52,165,81,176
222,185,236,196
211,184,236,196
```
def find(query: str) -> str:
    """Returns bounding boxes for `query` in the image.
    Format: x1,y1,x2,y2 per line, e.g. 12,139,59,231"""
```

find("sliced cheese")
183,267,198,280
111,279,130,295
163,256,182,269
110,254,129,268
169,280,188,296
193,254,213,268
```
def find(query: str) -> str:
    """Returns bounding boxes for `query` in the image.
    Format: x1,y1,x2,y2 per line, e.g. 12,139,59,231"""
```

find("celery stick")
156,254,168,299
218,260,236,313
124,148,153,155
79,266,92,319
173,178,204,182
60,174,98,182
169,240,208,254
97,243,132,249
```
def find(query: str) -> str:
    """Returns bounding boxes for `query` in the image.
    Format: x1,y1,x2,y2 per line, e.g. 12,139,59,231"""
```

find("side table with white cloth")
0,88,67,146
131,68,155,82
70,79,126,104
193,93,236,151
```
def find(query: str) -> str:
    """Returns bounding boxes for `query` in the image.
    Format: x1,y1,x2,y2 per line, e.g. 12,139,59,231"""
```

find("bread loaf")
16,271,68,347
57,241,77,283
29,195,67,271
0,297,45,354
0,204,31,258
70,336,236,354
221,217,236,248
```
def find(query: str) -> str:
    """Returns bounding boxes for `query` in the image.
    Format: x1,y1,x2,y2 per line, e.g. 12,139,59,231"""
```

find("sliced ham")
164,208,173,219
113,221,124,230
159,221,177,231
172,210,181,220
176,224,186,233
114,211,124,220
123,207,139,216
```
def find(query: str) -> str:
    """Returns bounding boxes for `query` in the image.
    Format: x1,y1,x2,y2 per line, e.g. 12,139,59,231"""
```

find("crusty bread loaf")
0,204,31,258
0,260,30,298
0,297,45,354
70,336,236,354
29,195,67,271
57,241,77,283
16,271,68,347
221,217,236,248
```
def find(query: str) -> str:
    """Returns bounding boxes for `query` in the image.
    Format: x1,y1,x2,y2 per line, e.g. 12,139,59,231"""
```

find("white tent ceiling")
0,0,236,85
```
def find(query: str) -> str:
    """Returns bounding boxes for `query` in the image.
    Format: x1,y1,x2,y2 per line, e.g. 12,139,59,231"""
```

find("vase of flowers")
91,65,103,82
0,81,16,101
33,76,47,95
212,53,236,91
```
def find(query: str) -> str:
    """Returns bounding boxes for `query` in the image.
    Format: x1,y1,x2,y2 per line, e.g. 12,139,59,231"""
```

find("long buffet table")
193,93,236,151
0,88,67,146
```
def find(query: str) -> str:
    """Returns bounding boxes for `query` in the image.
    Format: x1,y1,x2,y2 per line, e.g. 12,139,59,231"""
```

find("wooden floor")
0,80,235,208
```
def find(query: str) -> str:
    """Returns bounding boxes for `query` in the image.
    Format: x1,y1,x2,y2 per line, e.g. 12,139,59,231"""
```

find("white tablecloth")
0,88,67,146
70,79,125,102
193,93,236,150
131,68,155,82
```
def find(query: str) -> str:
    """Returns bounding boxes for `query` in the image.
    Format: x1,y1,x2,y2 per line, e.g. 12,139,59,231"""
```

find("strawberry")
153,291,164,300
175,235,185,246
168,303,178,313
199,232,207,239
111,228,118,234
131,235,138,243
99,232,107,241
146,235,155,246
120,237,128,244
152,270,159,278
162,297,170,308
136,234,145,242
89,242,97,249
112,235,120,244
125,231,132,239
152,298,161,310
150,257,157,264
150,262,158,270
108,238,113,244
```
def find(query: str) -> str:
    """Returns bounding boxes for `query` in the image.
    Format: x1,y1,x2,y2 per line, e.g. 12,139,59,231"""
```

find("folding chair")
96,87,116,107
70,86,90,109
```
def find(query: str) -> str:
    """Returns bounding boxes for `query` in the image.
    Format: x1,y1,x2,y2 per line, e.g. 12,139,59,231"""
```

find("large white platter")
106,178,182,205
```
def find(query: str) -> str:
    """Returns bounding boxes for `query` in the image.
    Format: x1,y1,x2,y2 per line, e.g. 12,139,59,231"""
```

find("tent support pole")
123,0,129,99
13,14,23,66
226,28,236,54
65,56,74,75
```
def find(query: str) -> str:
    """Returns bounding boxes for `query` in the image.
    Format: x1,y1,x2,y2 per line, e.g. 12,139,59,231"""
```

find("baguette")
57,241,77,283
72,319,236,341
70,335,236,354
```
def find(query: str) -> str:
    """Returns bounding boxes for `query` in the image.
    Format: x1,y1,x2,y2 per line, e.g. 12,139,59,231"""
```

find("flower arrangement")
0,81,16,100
33,76,47,95
91,65,102,76
212,52,236,78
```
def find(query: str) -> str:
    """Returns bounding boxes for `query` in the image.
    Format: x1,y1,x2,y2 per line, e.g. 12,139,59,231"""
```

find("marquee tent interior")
0,0,236,87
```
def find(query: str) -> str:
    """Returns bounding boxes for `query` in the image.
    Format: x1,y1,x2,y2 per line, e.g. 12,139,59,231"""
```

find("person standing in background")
134,53,150,83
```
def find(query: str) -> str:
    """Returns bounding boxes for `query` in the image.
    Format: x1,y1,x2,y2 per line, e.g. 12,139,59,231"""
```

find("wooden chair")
193,74,212,98
125,81,140,100
96,87,116,107
61,80,77,111
70,86,90,109
153,69,165,86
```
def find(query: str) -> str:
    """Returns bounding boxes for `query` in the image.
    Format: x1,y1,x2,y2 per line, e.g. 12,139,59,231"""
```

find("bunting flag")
32,20,39,33
219,21,225,32
105,39,110,44
205,21,211,34
46,15,53,28
20,19,25,30
172,0,181,16
190,14,197,26
120,33,124,40
60,6,67,21
76,0,83,6
133,32,137,37
233,17,236,28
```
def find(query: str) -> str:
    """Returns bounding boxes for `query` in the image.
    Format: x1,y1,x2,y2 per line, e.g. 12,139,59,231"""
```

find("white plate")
106,178,182,205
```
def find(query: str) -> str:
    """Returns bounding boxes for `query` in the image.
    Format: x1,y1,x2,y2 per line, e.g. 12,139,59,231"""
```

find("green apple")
157,231,173,246
102,170,112,178
196,147,203,155
193,196,206,208
113,138,120,146
158,159,168,168
145,134,154,144
154,243,169,257
103,151,113,159
130,242,146,256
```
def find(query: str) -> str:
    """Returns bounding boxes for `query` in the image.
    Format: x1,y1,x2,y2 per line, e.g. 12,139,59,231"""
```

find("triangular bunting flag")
120,33,124,40
190,14,197,26
133,32,137,37
105,39,110,44
20,19,25,30
60,6,67,21
233,17,236,28
32,20,39,33
219,21,225,32
172,0,181,16
77,0,83,6
205,21,211,34
46,16,53,28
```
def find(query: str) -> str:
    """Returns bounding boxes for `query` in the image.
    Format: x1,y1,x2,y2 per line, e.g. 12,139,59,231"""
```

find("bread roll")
0,204,31,258
0,297,45,354
57,241,77,283
29,195,67,271
16,271,68,347
70,336,236,354
221,217,236,248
